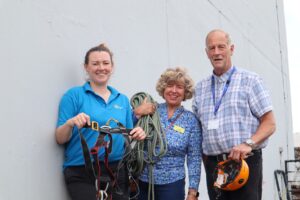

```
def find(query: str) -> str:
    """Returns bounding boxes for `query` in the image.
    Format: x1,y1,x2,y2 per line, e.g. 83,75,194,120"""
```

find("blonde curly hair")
156,67,194,101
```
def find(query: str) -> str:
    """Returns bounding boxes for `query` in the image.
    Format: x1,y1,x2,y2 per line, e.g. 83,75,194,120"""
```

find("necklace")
165,110,184,131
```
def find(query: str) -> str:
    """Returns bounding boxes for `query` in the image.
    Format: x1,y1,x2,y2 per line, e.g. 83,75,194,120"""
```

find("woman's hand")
55,113,90,144
186,195,198,200
66,112,91,129
186,189,199,200
134,98,156,118
129,127,146,140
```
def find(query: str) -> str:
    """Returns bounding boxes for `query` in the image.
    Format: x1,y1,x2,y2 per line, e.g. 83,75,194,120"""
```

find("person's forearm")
252,111,276,145
55,121,73,144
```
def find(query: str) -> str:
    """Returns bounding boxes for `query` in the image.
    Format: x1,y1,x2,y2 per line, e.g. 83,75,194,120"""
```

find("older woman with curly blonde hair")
156,67,194,103
134,67,202,200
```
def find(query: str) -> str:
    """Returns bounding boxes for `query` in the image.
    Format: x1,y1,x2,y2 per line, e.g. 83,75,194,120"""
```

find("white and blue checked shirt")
192,66,273,155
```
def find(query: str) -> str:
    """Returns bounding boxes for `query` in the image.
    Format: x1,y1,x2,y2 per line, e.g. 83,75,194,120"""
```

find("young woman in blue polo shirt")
55,43,146,200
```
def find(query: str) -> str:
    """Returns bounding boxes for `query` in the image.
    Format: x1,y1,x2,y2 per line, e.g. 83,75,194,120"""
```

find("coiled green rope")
130,92,168,200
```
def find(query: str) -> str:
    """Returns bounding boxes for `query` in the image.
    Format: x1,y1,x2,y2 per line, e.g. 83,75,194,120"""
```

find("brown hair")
84,43,114,65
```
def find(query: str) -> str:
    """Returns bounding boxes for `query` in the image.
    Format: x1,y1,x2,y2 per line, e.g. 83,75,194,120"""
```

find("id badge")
173,125,185,134
208,119,219,130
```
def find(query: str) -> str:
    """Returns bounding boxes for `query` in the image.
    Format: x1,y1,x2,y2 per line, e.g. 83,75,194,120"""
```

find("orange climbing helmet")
213,159,249,191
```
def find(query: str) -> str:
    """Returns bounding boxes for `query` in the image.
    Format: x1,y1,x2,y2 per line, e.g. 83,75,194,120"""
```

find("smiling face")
84,51,113,86
205,30,234,76
163,80,185,108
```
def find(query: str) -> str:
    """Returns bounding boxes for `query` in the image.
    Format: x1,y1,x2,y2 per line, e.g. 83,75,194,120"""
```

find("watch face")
246,139,251,144
246,139,254,146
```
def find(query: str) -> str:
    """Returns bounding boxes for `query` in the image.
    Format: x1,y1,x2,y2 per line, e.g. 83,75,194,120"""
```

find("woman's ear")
108,64,114,76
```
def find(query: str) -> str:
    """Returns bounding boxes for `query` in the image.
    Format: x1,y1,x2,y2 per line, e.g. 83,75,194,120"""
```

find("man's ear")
230,44,235,55
205,48,209,58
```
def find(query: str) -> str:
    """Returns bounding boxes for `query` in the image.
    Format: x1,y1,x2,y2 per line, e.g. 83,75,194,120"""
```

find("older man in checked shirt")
193,29,276,200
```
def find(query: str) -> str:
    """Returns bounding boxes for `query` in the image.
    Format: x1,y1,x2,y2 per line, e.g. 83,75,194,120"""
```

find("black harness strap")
79,132,97,180
79,119,133,200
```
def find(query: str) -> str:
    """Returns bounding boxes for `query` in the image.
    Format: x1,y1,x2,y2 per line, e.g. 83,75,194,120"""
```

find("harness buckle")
216,153,229,162
91,121,99,131
100,125,111,134
97,182,109,200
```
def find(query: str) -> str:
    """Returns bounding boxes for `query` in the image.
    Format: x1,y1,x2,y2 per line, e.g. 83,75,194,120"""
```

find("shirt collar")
83,82,120,99
213,66,234,83
160,102,184,119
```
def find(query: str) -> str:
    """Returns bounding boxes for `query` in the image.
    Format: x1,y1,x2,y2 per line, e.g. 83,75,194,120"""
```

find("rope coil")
130,92,168,200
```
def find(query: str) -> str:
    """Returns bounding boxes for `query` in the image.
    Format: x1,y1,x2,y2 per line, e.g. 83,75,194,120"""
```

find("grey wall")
0,0,292,199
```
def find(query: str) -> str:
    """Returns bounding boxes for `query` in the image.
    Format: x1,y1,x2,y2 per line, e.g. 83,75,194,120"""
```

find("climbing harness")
79,92,168,200
79,118,134,200
130,92,168,200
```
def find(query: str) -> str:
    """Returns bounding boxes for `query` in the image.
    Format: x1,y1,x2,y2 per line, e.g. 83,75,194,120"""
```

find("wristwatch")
188,191,199,197
244,138,256,149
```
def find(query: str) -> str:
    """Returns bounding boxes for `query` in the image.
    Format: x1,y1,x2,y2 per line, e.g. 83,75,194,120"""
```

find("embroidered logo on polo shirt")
114,104,123,109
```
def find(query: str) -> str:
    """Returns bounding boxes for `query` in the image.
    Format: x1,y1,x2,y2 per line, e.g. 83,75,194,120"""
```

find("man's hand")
228,143,252,161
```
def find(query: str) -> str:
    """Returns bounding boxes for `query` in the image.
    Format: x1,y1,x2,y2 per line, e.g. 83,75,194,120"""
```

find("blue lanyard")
211,67,236,116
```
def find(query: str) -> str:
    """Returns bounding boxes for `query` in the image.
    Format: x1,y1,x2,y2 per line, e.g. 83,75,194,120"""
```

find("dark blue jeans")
203,149,263,200
138,179,185,200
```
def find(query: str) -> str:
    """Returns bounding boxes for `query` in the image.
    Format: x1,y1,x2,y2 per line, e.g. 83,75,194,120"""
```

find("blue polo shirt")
56,82,133,168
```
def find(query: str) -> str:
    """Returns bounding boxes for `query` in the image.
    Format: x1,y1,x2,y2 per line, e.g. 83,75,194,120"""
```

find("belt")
203,149,262,162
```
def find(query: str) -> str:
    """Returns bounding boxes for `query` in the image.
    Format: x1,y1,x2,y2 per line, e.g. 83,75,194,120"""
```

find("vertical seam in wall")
275,0,290,158
165,0,170,66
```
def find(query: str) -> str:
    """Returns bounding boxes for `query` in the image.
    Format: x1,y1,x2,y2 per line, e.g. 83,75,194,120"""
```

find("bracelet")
188,191,199,197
